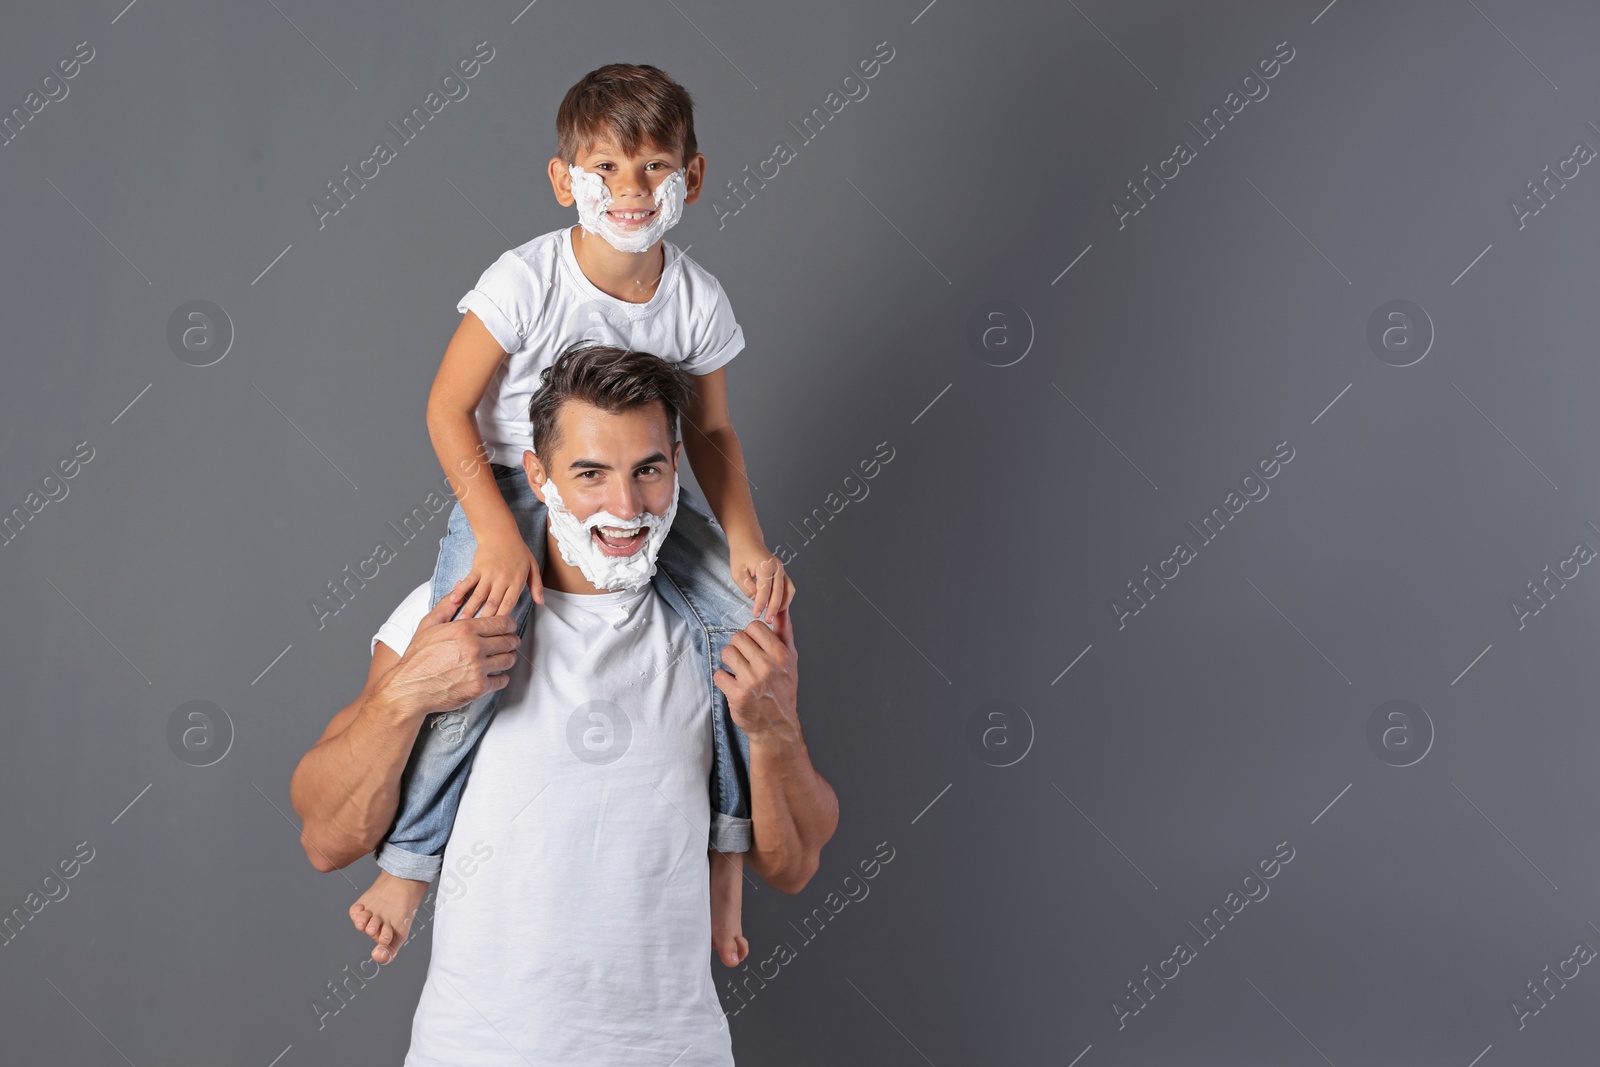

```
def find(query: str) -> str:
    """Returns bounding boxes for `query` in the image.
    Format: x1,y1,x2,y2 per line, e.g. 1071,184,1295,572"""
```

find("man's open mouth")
592,524,647,555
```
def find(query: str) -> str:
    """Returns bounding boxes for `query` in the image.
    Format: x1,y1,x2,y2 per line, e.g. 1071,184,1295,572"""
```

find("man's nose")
605,480,644,519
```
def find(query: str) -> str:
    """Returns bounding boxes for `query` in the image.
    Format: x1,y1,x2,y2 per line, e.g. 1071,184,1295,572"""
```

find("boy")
348,63,794,970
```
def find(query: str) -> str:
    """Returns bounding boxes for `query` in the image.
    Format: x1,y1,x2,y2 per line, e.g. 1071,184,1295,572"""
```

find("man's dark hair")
528,342,695,462
556,63,698,165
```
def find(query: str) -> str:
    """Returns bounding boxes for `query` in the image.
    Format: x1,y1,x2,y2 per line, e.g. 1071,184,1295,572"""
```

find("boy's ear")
548,157,575,206
683,152,707,205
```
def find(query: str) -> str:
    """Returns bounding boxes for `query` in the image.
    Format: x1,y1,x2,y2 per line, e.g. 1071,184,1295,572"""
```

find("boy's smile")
607,206,656,229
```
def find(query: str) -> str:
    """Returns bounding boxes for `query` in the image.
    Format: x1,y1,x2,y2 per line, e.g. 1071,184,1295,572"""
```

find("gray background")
2,0,1598,1064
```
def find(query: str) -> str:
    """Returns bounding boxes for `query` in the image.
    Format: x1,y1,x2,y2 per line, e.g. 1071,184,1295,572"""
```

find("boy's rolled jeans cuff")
376,842,443,882
710,813,752,853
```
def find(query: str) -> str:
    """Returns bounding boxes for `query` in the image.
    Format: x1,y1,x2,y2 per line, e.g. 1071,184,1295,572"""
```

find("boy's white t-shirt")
374,580,734,1066
458,227,745,466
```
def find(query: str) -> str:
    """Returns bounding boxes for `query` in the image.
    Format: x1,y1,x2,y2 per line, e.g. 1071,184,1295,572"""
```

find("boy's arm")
680,367,762,546
682,367,795,620
427,311,540,618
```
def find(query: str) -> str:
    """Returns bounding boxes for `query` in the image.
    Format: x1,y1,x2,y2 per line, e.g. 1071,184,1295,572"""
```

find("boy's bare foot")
710,850,749,968
350,869,429,964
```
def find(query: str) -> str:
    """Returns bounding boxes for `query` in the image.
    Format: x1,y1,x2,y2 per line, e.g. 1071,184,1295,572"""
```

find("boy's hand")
459,529,545,620
729,541,795,625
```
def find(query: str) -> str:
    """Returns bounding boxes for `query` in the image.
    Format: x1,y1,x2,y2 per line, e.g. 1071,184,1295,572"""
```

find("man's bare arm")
746,723,838,894
288,583,521,872
290,642,423,872
714,609,838,893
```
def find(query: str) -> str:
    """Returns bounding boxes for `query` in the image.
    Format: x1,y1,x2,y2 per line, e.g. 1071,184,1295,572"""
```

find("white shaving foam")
567,164,687,254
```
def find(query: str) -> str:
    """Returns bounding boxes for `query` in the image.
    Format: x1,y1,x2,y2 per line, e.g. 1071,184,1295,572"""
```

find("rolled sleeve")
709,813,752,853
684,277,745,375
458,290,522,354
456,251,535,355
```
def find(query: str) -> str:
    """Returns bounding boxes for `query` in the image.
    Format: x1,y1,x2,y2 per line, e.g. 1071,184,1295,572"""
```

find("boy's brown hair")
556,63,698,166
528,342,695,461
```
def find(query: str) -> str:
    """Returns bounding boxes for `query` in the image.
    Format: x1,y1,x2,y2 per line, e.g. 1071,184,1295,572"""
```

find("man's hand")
378,577,523,720
728,541,795,625
713,608,798,741
714,607,837,894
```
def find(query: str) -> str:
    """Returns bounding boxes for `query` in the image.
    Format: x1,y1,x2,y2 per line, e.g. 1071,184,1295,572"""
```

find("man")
289,345,838,1065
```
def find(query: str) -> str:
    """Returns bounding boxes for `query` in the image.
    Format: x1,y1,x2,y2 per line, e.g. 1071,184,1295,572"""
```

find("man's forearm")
746,725,838,893
289,686,426,871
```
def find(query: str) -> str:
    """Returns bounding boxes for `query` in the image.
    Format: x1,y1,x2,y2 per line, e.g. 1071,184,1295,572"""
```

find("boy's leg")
350,869,431,964
656,487,757,856
709,849,748,968
374,465,541,881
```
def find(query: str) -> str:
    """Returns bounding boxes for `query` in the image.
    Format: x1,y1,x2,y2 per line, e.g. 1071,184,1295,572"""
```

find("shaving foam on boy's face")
567,163,688,254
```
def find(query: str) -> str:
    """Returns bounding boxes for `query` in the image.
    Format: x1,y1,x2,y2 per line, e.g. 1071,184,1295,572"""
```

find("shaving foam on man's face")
539,466,679,593
567,162,687,254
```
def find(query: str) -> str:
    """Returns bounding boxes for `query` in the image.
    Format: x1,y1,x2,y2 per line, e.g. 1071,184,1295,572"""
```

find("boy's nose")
610,170,651,199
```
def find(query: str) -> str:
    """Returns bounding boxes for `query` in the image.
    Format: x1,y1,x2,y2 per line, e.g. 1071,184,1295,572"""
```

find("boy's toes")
374,920,410,964
350,902,371,931
714,935,745,968
372,925,395,964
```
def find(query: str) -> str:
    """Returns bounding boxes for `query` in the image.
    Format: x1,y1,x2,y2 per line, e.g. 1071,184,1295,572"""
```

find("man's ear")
523,449,548,502
547,157,574,206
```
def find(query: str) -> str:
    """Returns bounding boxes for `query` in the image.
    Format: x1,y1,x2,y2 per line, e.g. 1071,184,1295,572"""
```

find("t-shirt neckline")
559,226,682,314
541,582,652,608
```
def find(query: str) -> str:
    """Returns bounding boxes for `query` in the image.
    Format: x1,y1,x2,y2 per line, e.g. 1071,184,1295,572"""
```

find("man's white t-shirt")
458,227,745,466
373,580,734,1067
